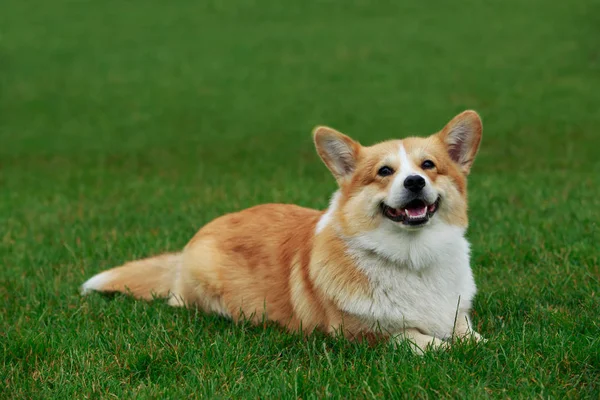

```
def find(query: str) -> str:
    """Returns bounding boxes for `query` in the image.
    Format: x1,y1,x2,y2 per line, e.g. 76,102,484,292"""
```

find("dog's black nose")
404,175,426,192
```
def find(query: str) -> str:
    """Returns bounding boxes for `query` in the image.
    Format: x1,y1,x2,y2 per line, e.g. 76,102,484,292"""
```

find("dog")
81,110,484,352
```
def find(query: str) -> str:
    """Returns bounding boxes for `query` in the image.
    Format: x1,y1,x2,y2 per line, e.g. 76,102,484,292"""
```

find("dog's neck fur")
316,190,469,271
314,192,475,337
347,221,468,271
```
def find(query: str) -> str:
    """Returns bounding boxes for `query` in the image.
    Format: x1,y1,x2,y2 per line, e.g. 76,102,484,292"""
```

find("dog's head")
314,111,482,236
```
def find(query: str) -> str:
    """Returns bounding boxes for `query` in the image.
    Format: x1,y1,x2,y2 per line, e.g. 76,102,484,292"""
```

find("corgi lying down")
82,110,484,352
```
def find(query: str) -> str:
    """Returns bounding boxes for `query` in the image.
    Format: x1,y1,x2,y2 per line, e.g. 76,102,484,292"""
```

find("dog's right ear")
313,126,361,183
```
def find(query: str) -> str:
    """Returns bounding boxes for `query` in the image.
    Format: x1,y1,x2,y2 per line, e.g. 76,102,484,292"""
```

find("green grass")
1,0,599,397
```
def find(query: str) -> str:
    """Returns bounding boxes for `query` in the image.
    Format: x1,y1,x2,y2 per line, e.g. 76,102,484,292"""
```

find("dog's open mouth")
381,197,440,226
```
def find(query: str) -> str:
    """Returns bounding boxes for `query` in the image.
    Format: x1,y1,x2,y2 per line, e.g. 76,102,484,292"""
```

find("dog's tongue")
406,204,427,217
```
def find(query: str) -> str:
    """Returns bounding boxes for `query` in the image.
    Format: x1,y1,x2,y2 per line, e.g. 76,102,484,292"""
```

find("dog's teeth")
404,209,409,216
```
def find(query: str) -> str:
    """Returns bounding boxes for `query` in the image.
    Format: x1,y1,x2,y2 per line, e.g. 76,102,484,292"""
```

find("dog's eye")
377,166,394,177
421,160,435,170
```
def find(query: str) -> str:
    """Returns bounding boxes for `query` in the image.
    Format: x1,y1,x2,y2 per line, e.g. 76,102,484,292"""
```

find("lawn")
1,0,599,398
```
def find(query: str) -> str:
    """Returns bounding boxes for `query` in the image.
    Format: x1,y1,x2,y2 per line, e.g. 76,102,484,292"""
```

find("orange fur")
82,110,484,349
80,253,181,300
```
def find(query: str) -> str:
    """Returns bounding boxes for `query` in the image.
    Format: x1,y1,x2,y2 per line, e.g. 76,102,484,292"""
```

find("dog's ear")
313,126,361,183
437,110,482,175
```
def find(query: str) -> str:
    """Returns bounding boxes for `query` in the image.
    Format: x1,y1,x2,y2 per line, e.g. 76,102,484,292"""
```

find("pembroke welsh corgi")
82,110,484,352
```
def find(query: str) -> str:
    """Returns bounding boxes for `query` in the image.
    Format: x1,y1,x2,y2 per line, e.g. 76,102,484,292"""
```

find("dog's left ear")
437,110,482,175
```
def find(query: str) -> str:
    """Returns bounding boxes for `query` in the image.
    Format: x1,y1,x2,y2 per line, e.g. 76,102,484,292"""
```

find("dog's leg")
453,312,484,342
394,328,448,354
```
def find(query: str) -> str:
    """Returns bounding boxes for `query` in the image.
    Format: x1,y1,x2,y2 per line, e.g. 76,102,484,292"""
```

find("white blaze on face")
388,143,421,207
398,142,417,177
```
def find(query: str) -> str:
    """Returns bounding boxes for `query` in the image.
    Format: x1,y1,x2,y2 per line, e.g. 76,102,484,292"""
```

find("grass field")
2,0,599,398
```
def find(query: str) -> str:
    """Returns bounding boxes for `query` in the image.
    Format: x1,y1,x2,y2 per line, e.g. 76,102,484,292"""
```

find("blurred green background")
1,0,599,398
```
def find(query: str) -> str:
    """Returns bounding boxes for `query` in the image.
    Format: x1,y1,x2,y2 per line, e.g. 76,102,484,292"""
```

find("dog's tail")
80,252,182,300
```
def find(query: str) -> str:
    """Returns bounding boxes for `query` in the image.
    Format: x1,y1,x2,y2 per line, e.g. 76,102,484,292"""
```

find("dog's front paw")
395,330,449,355
455,330,486,343
410,337,449,355
470,331,487,343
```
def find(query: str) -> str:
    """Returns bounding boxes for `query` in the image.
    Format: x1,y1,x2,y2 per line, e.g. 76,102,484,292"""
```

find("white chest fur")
341,221,477,338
